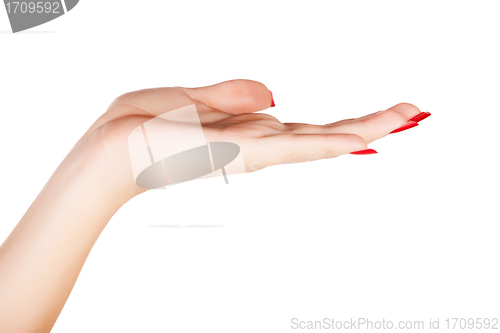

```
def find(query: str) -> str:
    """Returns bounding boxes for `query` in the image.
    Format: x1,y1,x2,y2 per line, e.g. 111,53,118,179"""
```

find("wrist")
49,135,138,215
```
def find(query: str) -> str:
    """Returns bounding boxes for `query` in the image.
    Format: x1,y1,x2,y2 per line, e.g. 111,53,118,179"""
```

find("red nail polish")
350,148,378,155
408,111,431,123
270,90,275,107
390,121,419,134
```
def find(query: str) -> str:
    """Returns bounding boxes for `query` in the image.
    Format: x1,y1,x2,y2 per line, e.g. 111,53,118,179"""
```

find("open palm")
83,79,424,195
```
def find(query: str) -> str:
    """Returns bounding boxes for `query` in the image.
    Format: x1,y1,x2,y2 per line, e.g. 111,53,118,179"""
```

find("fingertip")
389,121,419,134
380,109,409,128
329,133,367,154
386,102,421,120
408,111,431,122
234,80,273,112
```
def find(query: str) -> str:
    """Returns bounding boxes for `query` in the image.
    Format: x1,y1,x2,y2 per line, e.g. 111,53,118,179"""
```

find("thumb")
183,79,274,114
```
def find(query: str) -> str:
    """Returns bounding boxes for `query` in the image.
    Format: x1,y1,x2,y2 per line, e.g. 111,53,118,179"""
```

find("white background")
1,1,499,332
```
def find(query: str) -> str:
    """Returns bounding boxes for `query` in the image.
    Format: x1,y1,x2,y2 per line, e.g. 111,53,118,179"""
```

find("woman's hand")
83,79,423,199
0,79,428,333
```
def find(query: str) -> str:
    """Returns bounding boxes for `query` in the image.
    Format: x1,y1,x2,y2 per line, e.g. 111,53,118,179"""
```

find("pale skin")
0,80,423,332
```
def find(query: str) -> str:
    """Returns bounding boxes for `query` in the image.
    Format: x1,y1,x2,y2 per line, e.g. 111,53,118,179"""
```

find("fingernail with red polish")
408,111,431,123
350,148,378,155
270,90,275,107
390,121,419,134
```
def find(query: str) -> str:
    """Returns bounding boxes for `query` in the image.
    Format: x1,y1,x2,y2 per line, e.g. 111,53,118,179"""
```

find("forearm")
0,140,132,332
